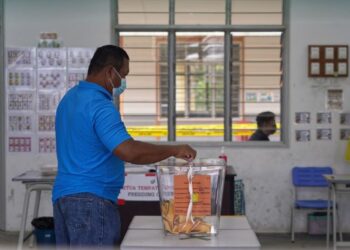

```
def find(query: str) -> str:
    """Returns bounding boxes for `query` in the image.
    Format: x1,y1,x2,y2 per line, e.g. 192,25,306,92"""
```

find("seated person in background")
249,111,277,141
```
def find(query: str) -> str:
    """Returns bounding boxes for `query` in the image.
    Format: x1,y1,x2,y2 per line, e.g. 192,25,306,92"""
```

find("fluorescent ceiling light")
120,32,167,36
177,32,224,36
231,32,282,36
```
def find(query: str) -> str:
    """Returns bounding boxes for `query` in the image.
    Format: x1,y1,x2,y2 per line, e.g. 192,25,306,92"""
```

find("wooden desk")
121,216,260,250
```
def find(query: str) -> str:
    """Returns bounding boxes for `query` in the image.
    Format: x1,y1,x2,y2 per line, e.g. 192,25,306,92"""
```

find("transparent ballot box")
156,159,226,238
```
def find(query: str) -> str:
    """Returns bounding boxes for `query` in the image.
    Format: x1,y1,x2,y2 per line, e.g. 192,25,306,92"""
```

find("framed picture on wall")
338,47,348,59
325,47,335,59
308,45,348,77
340,113,350,125
325,63,334,75
295,112,311,124
317,112,332,124
338,62,348,76
327,89,343,111
296,130,311,142
310,63,320,75
316,129,332,140
310,46,320,59
340,129,350,140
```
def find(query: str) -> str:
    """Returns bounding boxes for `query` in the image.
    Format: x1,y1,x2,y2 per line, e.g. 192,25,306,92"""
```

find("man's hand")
173,144,197,161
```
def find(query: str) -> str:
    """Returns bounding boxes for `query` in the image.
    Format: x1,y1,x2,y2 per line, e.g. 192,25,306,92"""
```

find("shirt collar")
78,80,112,100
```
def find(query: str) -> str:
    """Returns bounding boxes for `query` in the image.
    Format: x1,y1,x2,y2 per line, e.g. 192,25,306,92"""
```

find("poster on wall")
296,130,311,142
67,70,86,90
37,48,66,68
327,89,343,111
8,115,33,133
38,92,62,111
38,114,55,132
316,129,332,140
317,112,332,124
38,136,56,153
8,136,32,152
7,69,35,89
5,46,94,154
258,92,273,102
37,70,66,89
340,129,350,140
245,92,258,102
6,48,36,68
340,113,350,125
68,48,94,68
295,112,311,124
8,92,35,111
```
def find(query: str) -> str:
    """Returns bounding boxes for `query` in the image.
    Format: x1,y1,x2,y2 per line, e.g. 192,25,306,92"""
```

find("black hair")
256,111,275,128
87,45,129,75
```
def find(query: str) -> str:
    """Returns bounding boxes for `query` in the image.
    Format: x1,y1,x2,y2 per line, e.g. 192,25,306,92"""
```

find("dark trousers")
53,192,120,249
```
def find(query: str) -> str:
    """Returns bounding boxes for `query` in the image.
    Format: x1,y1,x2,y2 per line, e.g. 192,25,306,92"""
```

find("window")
119,33,169,141
116,0,285,143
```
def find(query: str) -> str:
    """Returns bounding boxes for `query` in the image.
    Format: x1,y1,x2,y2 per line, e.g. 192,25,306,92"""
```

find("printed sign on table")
118,173,159,201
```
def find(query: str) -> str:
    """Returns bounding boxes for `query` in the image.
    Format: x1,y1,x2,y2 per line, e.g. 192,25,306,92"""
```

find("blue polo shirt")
52,81,132,203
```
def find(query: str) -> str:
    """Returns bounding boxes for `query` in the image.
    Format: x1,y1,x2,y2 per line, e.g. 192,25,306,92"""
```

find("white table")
121,216,261,250
12,170,55,250
128,215,252,230
12,167,157,250
324,174,350,250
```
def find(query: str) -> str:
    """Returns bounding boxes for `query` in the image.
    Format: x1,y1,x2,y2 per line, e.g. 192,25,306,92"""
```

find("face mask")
113,78,127,96
108,68,127,97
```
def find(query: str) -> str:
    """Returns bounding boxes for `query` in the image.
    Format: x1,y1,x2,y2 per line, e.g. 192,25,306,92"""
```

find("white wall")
5,0,112,47
217,0,350,232
3,0,350,233
190,0,350,233
3,0,112,231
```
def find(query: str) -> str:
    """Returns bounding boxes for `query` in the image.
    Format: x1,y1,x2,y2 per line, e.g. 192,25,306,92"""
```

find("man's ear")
104,65,115,80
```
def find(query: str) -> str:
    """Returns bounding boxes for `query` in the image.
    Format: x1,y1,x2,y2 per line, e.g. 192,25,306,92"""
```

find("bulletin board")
5,47,95,154
308,45,348,77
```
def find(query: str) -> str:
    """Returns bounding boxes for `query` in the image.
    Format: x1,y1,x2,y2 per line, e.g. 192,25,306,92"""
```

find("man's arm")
113,138,196,164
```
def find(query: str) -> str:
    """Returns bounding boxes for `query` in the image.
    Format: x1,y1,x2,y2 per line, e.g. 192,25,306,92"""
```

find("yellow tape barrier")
127,123,281,137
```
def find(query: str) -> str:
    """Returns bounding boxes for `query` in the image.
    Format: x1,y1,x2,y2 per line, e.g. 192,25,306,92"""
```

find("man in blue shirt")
53,45,196,248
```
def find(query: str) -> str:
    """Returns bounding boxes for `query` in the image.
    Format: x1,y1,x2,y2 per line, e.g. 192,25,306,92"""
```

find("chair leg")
337,204,343,242
291,206,295,243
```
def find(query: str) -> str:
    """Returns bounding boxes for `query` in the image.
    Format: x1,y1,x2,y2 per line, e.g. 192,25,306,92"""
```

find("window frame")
113,0,289,147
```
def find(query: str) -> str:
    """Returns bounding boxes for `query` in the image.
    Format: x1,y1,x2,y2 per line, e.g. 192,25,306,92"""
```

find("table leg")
327,185,331,249
332,184,337,250
17,186,31,250
29,190,41,247
337,197,343,242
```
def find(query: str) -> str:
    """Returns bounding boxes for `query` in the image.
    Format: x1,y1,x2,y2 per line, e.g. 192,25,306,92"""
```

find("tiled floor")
258,233,350,250
0,231,349,249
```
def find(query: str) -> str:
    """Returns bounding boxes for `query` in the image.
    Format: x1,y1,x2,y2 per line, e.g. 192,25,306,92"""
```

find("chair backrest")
292,166,333,187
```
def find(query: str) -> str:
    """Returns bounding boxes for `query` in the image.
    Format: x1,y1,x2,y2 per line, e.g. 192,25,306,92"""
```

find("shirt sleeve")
93,101,132,152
